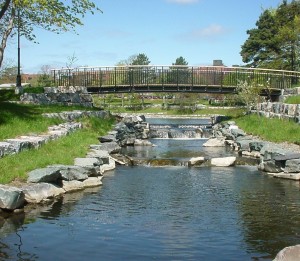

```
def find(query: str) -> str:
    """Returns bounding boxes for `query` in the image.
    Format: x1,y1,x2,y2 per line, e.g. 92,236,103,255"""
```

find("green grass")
0,116,115,184
0,102,99,140
285,95,300,104
234,114,300,144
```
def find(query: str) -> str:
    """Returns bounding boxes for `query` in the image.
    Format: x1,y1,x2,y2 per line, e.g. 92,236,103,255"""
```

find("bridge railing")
51,65,300,91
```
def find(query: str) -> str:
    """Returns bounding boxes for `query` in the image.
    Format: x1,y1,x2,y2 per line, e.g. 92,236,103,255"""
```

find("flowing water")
1,118,300,261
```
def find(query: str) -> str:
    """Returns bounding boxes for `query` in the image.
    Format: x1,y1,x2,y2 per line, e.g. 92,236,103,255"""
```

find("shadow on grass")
0,102,39,125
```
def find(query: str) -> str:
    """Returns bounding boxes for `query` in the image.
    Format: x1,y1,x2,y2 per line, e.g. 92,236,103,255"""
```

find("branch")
0,0,11,20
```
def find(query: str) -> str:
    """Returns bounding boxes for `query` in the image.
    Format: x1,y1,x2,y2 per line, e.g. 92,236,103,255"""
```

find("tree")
240,9,280,68
130,53,150,66
37,64,52,87
0,0,101,68
240,0,300,71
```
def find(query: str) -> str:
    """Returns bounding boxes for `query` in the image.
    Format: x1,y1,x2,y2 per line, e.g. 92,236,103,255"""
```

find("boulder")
249,141,266,152
49,165,90,181
27,167,61,183
260,160,284,173
74,158,102,168
0,185,25,210
134,139,153,146
97,142,121,154
0,142,16,158
22,183,64,204
82,177,103,188
274,244,300,261
210,157,236,167
98,134,116,143
284,159,300,173
188,157,205,166
86,149,110,164
100,158,116,174
62,180,85,192
203,138,225,147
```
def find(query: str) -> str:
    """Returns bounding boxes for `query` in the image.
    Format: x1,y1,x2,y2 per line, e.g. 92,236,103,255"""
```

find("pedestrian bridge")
52,65,300,98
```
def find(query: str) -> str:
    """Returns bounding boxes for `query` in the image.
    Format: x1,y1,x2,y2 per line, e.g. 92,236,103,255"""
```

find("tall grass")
0,117,115,184
235,114,300,144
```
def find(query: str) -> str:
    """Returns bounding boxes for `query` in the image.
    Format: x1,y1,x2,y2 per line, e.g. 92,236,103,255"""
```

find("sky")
4,0,283,73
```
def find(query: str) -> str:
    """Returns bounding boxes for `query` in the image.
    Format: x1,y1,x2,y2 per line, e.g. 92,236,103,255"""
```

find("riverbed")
0,118,299,260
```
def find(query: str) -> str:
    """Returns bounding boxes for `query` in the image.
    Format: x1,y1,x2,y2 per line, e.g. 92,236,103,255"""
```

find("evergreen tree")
241,0,300,71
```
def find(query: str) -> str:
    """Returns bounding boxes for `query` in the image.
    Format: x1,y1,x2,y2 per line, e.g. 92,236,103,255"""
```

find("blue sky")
5,0,282,73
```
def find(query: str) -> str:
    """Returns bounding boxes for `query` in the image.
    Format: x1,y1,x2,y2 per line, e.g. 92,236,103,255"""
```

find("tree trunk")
0,8,15,69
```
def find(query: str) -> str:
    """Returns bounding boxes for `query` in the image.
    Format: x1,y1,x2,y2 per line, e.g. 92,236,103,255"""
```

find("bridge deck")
52,65,299,96
86,84,238,94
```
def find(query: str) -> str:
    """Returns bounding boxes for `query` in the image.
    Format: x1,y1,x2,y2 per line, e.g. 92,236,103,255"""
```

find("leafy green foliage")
0,0,102,68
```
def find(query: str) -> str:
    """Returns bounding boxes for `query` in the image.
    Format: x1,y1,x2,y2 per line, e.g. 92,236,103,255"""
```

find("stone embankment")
0,113,152,213
0,110,110,159
20,86,93,107
204,121,300,180
0,110,113,212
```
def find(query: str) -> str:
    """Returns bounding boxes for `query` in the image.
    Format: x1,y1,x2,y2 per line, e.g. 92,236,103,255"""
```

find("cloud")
177,24,229,41
166,0,199,4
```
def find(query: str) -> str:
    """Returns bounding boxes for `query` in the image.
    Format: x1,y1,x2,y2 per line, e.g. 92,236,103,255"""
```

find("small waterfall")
149,122,212,139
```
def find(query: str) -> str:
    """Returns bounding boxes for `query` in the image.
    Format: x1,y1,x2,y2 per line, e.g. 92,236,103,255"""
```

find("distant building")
213,60,224,66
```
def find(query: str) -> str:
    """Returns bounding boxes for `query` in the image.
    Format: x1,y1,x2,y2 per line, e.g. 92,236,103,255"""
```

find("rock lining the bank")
204,121,300,180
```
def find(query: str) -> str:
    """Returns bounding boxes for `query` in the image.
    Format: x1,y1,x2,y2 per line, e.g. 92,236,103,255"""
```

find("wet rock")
274,244,300,261
82,177,103,188
188,157,206,166
134,139,154,146
210,157,236,167
22,183,64,204
0,185,25,210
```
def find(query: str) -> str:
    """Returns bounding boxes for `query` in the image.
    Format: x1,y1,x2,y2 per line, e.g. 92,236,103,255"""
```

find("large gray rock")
49,165,90,181
260,160,284,173
74,157,102,168
22,183,64,203
0,185,25,210
98,134,116,143
0,142,16,157
86,149,110,164
249,141,266,152
284,159,300,173
97,142,121,154
27,167,61,183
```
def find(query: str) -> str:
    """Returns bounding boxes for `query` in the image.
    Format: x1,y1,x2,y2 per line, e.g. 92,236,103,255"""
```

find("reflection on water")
1,166,300,260
0,118,300,260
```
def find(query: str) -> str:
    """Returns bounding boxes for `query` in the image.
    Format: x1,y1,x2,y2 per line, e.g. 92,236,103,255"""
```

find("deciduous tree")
0,0,101,68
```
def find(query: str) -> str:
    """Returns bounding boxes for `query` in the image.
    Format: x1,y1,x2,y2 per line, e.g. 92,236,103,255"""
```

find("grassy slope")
0,102,114,184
